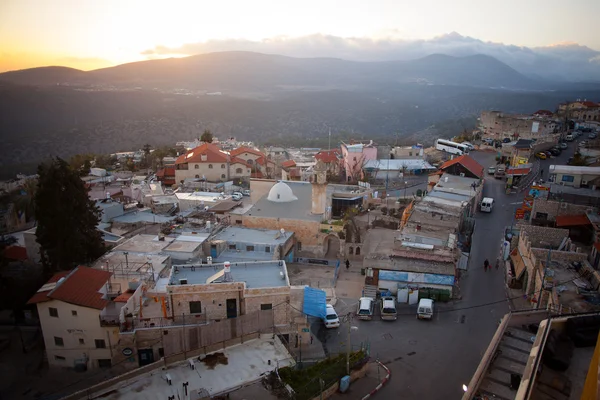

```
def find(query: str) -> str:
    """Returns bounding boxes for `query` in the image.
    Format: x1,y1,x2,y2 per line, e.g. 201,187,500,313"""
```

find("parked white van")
480,197,494,213
357,297,374,320
380,297,397,321
417,298,434,320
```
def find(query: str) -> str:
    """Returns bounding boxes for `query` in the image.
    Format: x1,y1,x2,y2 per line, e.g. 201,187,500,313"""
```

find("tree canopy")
34,157,105,273
200,129,213,143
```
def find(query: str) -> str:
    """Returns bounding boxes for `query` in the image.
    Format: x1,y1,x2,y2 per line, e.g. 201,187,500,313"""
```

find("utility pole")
329,127,331,151
346,312,352,375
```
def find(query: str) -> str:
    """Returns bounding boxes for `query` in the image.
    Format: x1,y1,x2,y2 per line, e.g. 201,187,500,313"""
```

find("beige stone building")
558,100,600,122
480,110,558,141
174,143,251,183
27,266,121,370
167,261,291,326
230,146,277,179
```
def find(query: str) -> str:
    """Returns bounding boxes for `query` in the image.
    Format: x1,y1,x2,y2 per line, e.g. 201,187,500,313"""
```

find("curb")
360,361,391,400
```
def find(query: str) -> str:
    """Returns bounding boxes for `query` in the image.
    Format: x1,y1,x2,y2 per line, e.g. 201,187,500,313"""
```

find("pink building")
341,141,378,182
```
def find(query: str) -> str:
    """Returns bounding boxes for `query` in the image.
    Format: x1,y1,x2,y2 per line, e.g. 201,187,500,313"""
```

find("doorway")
226,299,237,319
138,348,154,366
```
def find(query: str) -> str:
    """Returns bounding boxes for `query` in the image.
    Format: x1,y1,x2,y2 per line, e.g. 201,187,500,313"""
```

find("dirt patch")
201,352,229,369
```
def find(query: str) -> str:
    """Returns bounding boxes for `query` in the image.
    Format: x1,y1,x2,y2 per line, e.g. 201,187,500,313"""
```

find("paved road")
318,146,578,400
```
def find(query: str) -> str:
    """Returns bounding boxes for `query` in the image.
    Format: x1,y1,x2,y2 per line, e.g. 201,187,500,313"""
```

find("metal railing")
120,313,209,332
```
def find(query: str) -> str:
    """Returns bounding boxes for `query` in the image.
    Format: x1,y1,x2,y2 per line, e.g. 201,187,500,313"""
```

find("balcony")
99,315,121,327
104,282,122,298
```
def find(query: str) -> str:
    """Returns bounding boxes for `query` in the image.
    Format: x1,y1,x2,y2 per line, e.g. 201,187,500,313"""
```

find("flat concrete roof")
434,173,480,196
93,337,294,399
212,226,291,245
112,209,178,224
170,260,289,288
113,234,173,254
244,181,322,222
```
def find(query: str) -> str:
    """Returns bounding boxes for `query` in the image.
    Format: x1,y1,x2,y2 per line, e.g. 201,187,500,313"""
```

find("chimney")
223,261,233,282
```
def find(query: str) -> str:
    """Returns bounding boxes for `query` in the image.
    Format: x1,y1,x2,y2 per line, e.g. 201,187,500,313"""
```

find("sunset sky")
1,0,599,72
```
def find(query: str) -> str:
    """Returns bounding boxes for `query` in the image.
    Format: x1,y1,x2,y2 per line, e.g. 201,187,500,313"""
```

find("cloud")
141,33,600,81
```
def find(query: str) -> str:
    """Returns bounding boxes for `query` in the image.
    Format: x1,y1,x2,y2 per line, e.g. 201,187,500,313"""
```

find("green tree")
200,129,213,143
69,153,95,175
34,158,105,273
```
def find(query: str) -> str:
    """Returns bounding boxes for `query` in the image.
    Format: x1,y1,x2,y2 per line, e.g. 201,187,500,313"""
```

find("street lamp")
367,209,371,227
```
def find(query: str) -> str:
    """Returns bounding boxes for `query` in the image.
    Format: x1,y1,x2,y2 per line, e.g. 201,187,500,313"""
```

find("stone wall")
242,215,322,254
531,248,589,264
530,199,596,222
518,225,569,248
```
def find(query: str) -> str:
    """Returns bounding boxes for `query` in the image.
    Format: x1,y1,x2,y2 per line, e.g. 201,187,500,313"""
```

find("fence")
120,313,209,332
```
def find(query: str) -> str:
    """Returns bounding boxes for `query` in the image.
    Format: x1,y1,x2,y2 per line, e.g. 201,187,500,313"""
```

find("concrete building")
480,110,558,141
390,145,424,159
549,165,600,188
167,260,291,326
363,158,436,179
207,226,295,262
558,100,600,122
341,141,378,182
174,143,251,183
463,310,600,400
27,266,121,370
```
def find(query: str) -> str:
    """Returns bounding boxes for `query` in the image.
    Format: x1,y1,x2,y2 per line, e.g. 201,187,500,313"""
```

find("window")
71,310,77,316
561,175,575,182
229,244,236,250
535,212,548,220
79,338,85,345
221,164,225,169
195,175,200,178
49,307,58,318
297,242,302,251
221,174,226,179
98,359,112,368
247,159,253,165
265,246,271,253
189,301,202,314
236,168,243,174
95,339,106,349
261,304,273,310
353,157,357,161
236,219,242,224
194,164,199,169
54,355,66,361
246,245,255,251
54,336,64,346
208,164,213,169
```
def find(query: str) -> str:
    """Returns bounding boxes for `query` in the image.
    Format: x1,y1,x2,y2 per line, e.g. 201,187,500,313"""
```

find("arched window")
194,164,199,169
247,159,253,165
208,164,213,169
195,175,200,179
221,174,226,179
236,168,242,174
221,164,225,169
349,246,354,255
355,247,361,255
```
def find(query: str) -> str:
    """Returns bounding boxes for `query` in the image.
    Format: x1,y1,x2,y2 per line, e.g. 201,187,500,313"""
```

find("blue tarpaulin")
303,287,327,318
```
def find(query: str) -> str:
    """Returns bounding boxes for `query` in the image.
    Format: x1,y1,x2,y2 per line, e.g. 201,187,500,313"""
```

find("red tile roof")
582,101,599,108
27,271,70,305
556,214,591,227
315,149,340,163
175,144,249,167
156,167,175,178
281,160,296,169
27,266,111,310
255,155,275,167
114,291,134,303
439,155,484,178
230,146,264,158
3,245,28,261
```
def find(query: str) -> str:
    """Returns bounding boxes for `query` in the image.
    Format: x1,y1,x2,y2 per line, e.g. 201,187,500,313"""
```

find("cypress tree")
35,157,105,273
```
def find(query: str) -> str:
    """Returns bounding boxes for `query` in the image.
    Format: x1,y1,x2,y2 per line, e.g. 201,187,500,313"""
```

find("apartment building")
480,111,558,141
174,143,251,183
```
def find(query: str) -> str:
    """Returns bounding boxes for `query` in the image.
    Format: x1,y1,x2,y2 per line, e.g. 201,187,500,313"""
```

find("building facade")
480,111,558,141
174,143,251,183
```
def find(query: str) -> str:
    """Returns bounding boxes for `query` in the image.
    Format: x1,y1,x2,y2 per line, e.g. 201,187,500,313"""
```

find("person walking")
345,259,350,270
484,258,489,272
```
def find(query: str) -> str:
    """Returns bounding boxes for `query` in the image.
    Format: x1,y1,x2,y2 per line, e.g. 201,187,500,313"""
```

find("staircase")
362,284,377,299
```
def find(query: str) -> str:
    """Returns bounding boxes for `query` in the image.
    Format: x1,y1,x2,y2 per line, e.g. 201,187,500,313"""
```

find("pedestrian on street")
310,335,314,344
484,258,489,272
345,259,350,270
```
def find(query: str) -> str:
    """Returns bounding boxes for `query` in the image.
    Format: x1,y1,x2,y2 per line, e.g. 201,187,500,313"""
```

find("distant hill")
0,51,541,91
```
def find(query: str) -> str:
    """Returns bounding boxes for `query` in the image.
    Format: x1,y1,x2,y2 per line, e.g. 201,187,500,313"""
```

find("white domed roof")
267,181,298,203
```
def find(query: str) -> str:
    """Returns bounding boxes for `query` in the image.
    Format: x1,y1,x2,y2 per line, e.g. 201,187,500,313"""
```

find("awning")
555,214,591,227
510,248,526,280
507,167,531,176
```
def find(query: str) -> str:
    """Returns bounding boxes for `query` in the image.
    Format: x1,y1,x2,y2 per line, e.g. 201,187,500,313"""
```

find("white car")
231,192,243,201
462,142,475,151
323,304,340,328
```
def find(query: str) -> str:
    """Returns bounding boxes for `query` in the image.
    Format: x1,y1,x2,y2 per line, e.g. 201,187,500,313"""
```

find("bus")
435,139,470,155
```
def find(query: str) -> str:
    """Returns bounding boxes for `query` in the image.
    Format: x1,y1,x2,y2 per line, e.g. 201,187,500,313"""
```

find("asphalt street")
318,142,579,400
